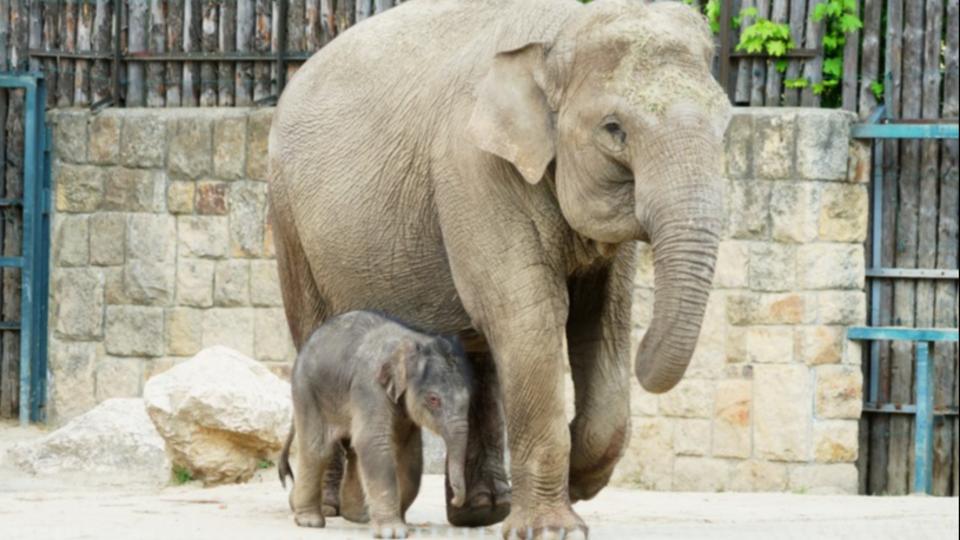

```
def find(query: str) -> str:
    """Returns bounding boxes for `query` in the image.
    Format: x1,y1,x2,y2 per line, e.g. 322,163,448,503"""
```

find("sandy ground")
2,422,957,540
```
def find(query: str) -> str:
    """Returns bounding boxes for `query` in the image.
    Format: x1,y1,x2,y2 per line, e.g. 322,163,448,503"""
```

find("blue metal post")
868,136,884,404
18,78,39,426
913,341,934,494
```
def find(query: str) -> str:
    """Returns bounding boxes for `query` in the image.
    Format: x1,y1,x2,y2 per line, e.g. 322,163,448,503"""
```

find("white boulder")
6,398,170,485
143,346,292,485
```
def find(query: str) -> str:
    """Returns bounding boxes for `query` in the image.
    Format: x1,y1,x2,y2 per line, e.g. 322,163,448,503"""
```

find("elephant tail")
278,423,295,488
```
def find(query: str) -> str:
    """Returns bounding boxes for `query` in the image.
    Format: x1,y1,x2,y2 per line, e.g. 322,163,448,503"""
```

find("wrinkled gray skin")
279,311,473,539
268,0,730,537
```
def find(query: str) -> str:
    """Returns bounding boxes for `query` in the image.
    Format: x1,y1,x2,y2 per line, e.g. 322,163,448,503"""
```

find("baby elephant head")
377,336,473,506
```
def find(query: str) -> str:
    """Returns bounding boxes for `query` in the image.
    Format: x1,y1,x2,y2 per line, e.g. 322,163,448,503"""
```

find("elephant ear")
466,4,573,185
377,339,415,404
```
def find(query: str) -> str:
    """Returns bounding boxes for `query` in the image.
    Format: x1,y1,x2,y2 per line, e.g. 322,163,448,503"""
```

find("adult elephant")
268,0,731,537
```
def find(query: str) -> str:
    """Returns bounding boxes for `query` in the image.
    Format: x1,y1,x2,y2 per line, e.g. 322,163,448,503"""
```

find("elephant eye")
426,394,442,410
603,121,626,144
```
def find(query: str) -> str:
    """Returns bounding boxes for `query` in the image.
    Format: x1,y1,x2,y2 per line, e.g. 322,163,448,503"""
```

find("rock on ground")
5,398,170,484
143,346,291,485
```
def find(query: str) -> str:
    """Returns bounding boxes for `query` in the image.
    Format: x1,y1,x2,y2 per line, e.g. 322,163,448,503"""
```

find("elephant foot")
568,422,627,502
500,503,587,540
321,503,339,518
294,509,326,528
445,457,511,527
371,520,409,539
340,499,370,524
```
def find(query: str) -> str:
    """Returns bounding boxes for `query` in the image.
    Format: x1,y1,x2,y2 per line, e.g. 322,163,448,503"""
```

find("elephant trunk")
444,423,470,507
632,127,723,393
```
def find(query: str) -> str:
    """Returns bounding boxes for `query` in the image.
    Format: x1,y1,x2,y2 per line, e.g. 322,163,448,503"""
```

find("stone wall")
47,107,868,493
48,108,292,421
609,108,869,494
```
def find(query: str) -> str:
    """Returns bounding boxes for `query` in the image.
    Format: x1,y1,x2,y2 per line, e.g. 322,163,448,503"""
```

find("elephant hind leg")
268,162,329,350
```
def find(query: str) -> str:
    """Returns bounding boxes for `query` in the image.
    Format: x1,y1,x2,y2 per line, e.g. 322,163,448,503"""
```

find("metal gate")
849,108,960,495
0,73,50,424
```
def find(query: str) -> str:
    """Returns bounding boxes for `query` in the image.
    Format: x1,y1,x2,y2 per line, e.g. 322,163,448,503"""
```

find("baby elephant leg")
320,444,345,517
339,444,370,524
397,429,423,519
355,431,407,539
291,422,336,528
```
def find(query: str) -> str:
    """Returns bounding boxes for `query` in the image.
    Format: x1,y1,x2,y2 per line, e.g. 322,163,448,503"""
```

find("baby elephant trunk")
444,424,469,507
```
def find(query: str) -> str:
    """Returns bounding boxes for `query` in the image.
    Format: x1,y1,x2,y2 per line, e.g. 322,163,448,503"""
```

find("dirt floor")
2,422,957,540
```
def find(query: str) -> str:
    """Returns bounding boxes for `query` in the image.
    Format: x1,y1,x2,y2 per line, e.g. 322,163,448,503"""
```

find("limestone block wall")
610,108,869,494
47,107,868,494
47,108,292,421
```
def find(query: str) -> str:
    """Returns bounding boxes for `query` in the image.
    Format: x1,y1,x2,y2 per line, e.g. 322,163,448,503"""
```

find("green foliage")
257,459,275,469
172,465,194,485
810,0,862,106
736,16,794,56
870,81,884,100
785,78,808,89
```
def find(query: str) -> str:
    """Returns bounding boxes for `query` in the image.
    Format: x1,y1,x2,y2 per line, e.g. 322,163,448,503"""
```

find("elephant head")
467,0,731,393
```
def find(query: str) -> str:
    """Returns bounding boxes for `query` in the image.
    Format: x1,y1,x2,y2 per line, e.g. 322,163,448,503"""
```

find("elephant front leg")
489,311,587,540
446,351,511,527
354,431,408,539
566,256,634,502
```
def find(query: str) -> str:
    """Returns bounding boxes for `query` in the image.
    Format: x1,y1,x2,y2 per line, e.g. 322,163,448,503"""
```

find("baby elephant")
279,310,472,538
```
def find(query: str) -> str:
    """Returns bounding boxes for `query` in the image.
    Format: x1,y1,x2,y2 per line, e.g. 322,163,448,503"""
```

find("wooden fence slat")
58,1,78,107
782,0,807,105
127,0,148,107
915,0,950,496
237,0,255,105
92,0,112,104
146,0,166,107
799,0,824,106
200,1,218,106
166,0,184,106
749,0,771,106
840,0,860,111
888,0,922,496
306,0,320,52
287,1,306,85
253,0,271,102
42,2,60,108
735,0,755,104
858,0,882,118
26,0,40,72
321,0,334,43
183,0,201,106
0,0,14,420
936,0,959,498
337,0,357,40
375,0,395,13
219,0,237,106
764,0,788,106
357,0,373,23
73,0,94,106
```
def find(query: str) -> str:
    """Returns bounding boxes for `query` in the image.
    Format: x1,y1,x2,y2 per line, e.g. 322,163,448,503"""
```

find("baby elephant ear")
377,339,414,403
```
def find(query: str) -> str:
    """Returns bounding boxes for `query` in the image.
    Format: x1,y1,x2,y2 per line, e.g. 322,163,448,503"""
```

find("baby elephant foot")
371,520,409,539
321,504,339,517
501,504,587,540
294,510,326,528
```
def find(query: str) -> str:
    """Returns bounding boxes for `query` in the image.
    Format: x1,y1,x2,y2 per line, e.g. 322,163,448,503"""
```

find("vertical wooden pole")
92,0,113,104
783,0,807,105
166,0,185,106
764,0,788,106
718,0,733,102
858,0,882,118
286,1,304,85
936,0,959,497
128,0,149,107
840,0,860,112
799,0,824,106
749,0,770,106
200,1,219,106
59,1,78,106
146,0,166,107
254,0,271,101
237,0,255,105
219,0,237,106
734,0,755,104
74,0,94,105
183,0,202,106
42,2,61,108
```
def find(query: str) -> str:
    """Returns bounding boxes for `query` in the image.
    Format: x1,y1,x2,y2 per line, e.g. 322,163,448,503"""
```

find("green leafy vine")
700,0,864,107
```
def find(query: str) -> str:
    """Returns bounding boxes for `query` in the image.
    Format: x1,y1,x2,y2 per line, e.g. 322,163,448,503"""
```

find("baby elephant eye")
426,394,442,410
